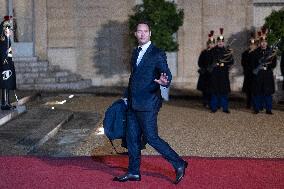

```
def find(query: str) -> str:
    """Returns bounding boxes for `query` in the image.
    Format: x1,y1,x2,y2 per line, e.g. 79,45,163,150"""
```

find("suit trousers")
126,109,183,175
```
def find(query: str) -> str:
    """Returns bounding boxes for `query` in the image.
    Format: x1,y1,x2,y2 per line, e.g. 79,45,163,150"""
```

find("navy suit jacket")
124,44,172,111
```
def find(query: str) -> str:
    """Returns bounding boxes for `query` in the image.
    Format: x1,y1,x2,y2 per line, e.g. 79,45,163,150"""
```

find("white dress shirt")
136,41,151,66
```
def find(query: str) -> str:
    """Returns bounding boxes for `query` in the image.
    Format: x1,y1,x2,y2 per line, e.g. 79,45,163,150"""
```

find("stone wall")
47,0,134,86
175,0,254,90
42,0,283,90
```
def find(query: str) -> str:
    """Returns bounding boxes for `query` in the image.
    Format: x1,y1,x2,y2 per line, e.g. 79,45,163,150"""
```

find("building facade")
0,0,283,91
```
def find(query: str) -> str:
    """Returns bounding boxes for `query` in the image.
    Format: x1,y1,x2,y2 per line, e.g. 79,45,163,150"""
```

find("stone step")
18,79,92,90
16,71,71,79
15,63,63,73
29,112,100,157
13,56,38,62
0,107,74,155
16,67,49,73
14,57,92,90
49,65,62,72
35,75,81,84
14,61,49,68
16,73,82,84
56,75,82,83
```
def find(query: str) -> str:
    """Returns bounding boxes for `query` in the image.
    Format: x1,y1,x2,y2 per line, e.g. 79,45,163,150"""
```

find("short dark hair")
135,20,151,31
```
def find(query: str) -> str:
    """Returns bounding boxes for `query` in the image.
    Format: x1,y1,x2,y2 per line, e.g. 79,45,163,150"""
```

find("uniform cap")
217,28,224,41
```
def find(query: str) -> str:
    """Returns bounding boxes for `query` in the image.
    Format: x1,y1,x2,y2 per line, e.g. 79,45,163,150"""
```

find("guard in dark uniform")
0,16,16,110
197,30,215,107
241,34,257,109
251,28,277,114
209,28,234,113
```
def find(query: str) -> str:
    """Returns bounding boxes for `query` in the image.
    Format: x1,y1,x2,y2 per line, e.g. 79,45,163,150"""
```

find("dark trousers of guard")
126,109,184,175
245,92,252,109
253,95,272,113
202,91,211,107
210,94,229,112
1,89,14,110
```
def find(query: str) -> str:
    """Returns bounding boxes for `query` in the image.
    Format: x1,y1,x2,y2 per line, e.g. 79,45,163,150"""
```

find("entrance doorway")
7,0,34,57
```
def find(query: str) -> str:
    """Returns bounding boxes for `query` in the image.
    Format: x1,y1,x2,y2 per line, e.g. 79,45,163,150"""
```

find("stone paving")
0,93,100,156
0,89,283,159
56,92,284,159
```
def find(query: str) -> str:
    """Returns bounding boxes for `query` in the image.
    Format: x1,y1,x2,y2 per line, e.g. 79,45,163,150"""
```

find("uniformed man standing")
0,16,16,110
251,28,277,114
241,35,257,109
209,28,234,113
197,31,215,108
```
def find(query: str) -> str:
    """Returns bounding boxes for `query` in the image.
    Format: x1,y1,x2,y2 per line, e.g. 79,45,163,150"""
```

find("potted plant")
129,0,184,52
264,8,284,53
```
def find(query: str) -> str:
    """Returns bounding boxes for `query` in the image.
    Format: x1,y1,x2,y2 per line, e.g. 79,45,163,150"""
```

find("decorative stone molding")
254,0,284,4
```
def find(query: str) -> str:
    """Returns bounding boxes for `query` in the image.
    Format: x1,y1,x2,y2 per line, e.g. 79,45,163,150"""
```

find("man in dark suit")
113,21,187,184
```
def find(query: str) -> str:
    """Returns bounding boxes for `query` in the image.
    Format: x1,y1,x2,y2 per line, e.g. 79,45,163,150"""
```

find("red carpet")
0,155,283,189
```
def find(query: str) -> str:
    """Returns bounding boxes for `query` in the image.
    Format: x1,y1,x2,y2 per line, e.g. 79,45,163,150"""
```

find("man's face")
217,40,224,47
135,24,151,46
260,40,267,49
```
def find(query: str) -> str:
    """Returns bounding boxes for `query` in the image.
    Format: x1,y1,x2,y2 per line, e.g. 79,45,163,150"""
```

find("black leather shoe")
253,110,259,114
223,110,230,114
174,161,188,184
266,110,273,115
113,173,141,182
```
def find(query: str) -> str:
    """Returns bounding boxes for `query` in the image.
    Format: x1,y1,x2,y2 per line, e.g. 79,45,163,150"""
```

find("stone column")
34,0,48,60
175,0,203,89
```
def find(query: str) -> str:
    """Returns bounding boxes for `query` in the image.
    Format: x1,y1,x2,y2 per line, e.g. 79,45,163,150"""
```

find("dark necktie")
133,47,142,63
132,47,142,73
136,47,142,58
136,47,143,65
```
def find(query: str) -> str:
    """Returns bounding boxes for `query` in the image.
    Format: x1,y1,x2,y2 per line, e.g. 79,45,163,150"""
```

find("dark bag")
103,99,147,153
103,99,127,153
103,99,127,140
